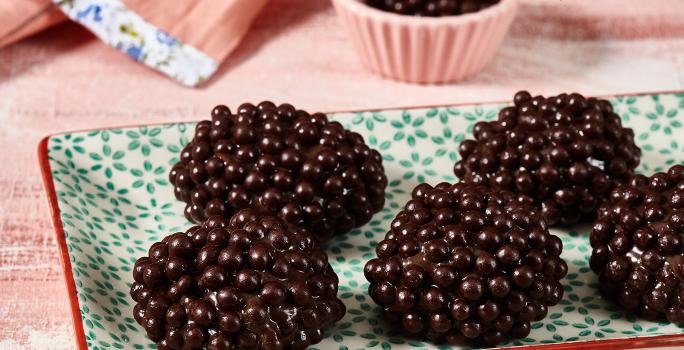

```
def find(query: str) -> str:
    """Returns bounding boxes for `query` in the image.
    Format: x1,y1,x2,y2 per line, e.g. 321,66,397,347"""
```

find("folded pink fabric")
0,0,267,87
0,1,65,48
123,0,266,64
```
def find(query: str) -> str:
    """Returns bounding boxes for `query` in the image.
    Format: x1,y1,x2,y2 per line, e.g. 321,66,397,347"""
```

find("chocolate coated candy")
590,165,684,323
170,102,387,241
454,91,641,226
365,182,567,346
364,0,500,16
131,209,346,349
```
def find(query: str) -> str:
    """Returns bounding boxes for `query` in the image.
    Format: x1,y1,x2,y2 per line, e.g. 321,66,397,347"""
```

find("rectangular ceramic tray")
40,92,684,350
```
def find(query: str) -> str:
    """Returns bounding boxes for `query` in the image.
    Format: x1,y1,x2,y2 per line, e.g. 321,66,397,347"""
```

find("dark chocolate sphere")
170,102,387,241
130,209,346,350
364,0,500,16
590,165,684,322
454,91,641,226
364,182,567,346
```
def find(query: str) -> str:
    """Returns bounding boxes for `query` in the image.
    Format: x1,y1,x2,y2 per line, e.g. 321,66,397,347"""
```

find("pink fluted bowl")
332,0,519,84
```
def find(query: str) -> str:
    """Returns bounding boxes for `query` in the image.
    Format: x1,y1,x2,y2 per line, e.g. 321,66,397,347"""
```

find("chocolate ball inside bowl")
590,165,684,322
130,209,346,350
454,91,641,226
364,182,567,346
170,102,388,242
363,0,501,16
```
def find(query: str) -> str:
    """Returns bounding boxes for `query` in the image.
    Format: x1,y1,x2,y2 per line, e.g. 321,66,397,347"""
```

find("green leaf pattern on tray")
46,93,684,349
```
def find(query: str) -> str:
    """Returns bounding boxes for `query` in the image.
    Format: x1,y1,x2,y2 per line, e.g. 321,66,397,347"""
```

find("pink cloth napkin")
123,0,265,65
0,0,267,87
0,1,65,48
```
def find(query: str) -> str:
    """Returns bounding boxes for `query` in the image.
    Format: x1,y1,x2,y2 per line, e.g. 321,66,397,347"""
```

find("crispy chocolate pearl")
130,209,346,350
590,165,684,323
365,183,567,346
454,91,641,226
364,0,500,16
170,102,387,242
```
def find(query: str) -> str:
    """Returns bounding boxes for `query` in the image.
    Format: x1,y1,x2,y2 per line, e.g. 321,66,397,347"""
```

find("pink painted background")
1,0,684,348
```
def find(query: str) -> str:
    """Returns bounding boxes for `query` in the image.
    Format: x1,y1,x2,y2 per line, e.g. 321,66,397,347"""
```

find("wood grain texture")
0,0,683,348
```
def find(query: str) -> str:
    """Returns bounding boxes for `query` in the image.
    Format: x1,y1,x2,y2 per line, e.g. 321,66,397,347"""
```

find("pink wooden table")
1,0,683,348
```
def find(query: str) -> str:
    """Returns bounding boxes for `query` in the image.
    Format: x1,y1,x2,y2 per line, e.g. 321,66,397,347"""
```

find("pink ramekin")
331,0,519,84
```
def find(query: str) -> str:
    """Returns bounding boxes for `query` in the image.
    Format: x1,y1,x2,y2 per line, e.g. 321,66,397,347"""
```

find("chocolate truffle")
364,182,567,346
454,91,641,226
590,165,684,322
170,102,387,242
130,209,346,350
364,0,500,16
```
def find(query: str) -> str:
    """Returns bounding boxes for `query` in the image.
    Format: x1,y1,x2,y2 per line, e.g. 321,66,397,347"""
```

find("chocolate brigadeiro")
590,165,684,323
130,209,346,350
170,102,387,242
364,182,567,346
454,91,641,226
364,0,500,16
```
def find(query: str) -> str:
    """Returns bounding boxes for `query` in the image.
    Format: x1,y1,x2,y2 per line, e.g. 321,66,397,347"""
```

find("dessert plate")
40,92,684,350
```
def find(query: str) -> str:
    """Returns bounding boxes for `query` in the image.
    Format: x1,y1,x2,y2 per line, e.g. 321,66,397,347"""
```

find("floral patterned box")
40,92,684,350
